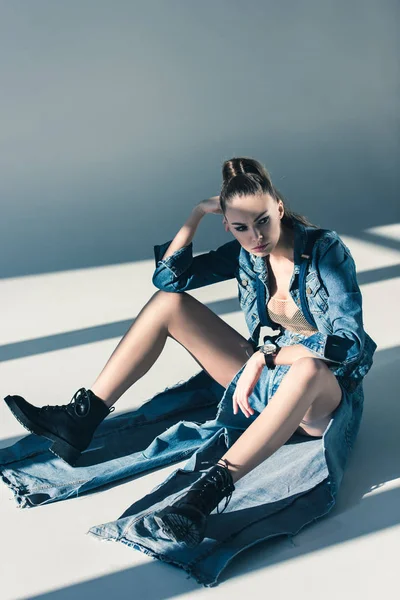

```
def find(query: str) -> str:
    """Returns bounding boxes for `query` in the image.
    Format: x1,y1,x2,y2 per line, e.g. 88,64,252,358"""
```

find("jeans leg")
0,368,224,508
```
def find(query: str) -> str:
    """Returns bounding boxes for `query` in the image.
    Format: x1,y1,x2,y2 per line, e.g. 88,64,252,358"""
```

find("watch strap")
263,352,276,369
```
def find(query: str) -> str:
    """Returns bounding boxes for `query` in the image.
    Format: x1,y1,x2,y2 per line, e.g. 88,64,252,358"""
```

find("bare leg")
90,290,255,408
217,357,343,484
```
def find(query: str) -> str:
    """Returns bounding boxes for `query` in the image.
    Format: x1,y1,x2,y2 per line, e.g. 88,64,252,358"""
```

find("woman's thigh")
160,290,256,389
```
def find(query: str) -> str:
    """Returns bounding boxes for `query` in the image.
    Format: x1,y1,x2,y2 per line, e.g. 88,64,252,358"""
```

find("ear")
222,218,229,232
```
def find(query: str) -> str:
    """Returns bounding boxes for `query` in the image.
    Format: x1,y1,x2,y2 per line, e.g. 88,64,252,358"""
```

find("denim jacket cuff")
153,241,193,278
299,332,357,365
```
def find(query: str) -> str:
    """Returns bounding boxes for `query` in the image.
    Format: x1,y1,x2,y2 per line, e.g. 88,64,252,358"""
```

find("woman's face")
223,193,284,256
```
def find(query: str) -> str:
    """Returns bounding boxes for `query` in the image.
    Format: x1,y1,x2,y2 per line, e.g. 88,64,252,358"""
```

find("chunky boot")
153,457,235,548
4,388,114,467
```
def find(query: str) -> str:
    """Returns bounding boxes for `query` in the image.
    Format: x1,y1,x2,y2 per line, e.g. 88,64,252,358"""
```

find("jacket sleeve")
299,236,365,366
152,238,241,292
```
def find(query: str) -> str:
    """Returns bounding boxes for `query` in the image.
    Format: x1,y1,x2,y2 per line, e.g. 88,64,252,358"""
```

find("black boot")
4,388,114,467
153,458,235,548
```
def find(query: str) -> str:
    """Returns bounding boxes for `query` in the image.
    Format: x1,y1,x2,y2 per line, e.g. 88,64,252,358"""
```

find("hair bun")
224,171,245,185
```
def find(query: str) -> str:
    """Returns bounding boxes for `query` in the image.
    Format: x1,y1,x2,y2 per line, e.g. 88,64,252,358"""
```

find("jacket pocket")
236,268,256,306
305,272,328,314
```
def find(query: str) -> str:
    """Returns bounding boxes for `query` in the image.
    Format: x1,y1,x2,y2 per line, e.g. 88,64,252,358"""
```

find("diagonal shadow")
356,263,400,286
0,297,240,362
351,231,400,252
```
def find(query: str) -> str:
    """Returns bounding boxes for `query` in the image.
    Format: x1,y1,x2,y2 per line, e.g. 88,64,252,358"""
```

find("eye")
234,217,269,232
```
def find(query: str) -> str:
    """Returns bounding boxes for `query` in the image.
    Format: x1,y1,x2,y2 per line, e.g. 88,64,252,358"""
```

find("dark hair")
220,156,318,229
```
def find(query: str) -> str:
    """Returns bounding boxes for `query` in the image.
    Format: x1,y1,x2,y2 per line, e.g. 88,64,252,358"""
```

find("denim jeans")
0,329,366,587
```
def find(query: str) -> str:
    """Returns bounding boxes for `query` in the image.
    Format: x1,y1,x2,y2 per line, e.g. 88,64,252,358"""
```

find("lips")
252,243,267,251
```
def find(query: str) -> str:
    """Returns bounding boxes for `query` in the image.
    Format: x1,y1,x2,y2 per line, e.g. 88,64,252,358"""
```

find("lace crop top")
267,295,319,336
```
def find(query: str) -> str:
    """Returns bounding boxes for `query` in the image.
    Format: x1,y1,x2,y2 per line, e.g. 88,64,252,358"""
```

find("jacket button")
306,287,312,295
241,279,248,286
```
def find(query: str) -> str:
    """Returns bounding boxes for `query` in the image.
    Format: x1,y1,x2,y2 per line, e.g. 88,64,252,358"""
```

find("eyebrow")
230,211,269,225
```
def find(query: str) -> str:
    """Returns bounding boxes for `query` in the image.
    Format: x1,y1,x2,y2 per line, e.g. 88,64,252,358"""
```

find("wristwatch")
258,342,280,369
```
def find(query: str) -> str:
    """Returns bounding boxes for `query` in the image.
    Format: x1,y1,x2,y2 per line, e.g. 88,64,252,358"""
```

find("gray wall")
1,0,398,278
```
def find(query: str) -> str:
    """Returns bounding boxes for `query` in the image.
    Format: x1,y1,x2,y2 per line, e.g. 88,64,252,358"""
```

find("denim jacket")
152,218,377,386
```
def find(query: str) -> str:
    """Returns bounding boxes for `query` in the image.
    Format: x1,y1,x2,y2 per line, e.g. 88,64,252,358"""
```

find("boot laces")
196,457,235,515
39,387,89,413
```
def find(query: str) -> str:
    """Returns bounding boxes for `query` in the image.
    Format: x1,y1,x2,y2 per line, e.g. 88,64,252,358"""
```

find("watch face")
260,343,277,354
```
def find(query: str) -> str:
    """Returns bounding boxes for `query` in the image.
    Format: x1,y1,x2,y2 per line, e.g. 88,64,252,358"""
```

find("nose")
251,227,264,242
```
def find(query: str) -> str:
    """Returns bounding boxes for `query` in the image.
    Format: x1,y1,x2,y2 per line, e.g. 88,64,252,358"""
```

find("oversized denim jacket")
152,217,377,387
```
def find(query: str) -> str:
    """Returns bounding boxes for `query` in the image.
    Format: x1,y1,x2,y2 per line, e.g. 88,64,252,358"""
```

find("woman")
3,157,377,555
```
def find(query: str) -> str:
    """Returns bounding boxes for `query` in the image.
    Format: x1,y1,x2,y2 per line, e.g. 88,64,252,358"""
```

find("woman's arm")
160,205,205,261
253,344,324,368
152,199,240,292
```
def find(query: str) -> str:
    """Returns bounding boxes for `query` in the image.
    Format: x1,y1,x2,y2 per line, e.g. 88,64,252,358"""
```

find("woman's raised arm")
152,197,240,292
160,205,205,262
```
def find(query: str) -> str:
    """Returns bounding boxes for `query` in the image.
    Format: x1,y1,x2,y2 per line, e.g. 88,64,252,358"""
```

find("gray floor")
1,225,399,599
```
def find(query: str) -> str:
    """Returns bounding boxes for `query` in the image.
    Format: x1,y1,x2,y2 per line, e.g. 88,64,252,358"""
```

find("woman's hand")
196,196,231,232
232,352,265,418
196,196,223,215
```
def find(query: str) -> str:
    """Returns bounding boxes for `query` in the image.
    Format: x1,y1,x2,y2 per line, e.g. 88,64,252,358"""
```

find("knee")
153,289,187,305
152,290,189,325
291,356,326,381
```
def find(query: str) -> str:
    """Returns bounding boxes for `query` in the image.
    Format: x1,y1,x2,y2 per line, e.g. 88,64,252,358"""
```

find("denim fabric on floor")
0,330,366,587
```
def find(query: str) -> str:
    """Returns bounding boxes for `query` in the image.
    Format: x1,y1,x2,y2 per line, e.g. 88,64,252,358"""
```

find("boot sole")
4,396,82,467
153,510,202,548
